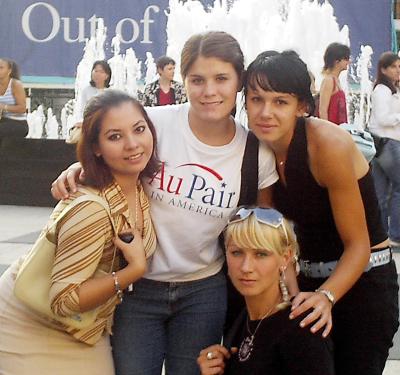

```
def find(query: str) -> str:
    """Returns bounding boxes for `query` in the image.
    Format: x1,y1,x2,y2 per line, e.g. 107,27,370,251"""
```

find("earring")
279,266,289,303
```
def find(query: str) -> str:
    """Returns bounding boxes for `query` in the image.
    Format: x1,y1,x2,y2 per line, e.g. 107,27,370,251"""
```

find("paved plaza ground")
0,204,399,374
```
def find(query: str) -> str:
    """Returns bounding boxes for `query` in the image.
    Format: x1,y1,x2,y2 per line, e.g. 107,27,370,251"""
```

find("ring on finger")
206,351,214,360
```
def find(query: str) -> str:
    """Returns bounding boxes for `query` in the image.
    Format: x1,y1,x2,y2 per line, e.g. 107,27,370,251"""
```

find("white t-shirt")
76,86,104,122
369,84,400,141
144,103,278,281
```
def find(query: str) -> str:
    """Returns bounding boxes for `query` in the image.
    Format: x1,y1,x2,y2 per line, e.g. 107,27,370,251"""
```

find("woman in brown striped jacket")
0,90,160,375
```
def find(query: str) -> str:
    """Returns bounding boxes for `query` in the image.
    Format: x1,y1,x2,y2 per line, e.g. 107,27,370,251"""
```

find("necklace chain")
238,303,279,362
134,185,138,230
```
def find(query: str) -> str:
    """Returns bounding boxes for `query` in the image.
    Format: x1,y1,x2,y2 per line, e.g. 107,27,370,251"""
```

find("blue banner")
330,0,393,75
0,0,171,79
0,0,393,81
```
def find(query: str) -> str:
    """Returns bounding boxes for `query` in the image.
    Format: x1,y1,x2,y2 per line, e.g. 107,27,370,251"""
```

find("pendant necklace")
134,185,139,230
278,160,285,167
238,304,277,362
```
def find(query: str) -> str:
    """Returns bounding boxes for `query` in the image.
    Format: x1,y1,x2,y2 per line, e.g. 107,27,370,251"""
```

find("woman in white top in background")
0,58,28,139
369,51,400,248
68,60,112,143
51,31,278,375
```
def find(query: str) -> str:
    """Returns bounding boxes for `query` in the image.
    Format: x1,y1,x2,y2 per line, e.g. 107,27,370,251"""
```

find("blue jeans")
111,271,227,375
372,138,400,242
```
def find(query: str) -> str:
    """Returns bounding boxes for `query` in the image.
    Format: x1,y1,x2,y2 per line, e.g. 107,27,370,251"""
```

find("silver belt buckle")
302,260,312,277
365,259,373,272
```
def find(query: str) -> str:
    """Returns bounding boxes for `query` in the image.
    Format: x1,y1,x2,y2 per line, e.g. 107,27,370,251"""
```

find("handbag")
340,123,376,163
65,123,82,144
14,193,117,330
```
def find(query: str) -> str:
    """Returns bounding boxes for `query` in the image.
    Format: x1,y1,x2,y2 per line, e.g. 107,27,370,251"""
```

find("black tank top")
273,117,387,262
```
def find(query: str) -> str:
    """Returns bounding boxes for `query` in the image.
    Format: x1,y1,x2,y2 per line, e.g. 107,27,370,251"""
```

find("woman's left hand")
289,291,333,337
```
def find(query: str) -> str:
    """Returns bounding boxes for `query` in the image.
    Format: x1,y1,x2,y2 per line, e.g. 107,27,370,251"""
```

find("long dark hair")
77,90,160,189
244,50,315,116
374,52,400,94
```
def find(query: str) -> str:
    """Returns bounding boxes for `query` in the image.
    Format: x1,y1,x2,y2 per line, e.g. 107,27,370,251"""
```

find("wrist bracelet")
315,288,335,306
111,271,123,304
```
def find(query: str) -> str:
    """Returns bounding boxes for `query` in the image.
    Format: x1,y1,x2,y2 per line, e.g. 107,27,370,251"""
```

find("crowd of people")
0,31,399,375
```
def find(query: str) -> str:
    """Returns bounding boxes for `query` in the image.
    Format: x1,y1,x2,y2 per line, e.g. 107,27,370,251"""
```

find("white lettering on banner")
21,2,160,44
115,18,140,44
22,2,60,43
61,17,85,43
141,5,159,43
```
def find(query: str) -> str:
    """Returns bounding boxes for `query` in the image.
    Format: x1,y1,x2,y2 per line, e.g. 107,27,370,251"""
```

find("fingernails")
300,321,305,327
289,314,294,319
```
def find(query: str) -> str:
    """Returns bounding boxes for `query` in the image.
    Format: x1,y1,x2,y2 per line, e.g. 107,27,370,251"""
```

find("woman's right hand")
113,228,147,278
197,345,234,375
51,162,84,200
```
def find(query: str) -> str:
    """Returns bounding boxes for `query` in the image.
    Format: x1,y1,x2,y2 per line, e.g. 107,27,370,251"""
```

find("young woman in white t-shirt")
51,32,278,375
369,51,400,248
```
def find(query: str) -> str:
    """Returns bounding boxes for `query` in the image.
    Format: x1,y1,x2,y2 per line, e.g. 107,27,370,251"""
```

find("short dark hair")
0,58,21,80
244,50,315,115
323,43,350,71
374,51,400,94
156,56,176,70
89,60,112,88
77,90,160,189
180,31,244,84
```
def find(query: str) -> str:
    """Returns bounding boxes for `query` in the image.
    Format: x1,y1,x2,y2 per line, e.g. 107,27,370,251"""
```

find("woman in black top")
198,207,334,375
244,51,398,375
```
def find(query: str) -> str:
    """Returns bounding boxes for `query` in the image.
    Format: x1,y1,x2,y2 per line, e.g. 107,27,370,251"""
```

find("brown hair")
322,42,350,71
0,58,21,80
180,31,244,83
76,90,160,189
374,51,400,94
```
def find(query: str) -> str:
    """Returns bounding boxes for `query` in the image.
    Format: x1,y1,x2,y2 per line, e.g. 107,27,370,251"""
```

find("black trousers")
0,118,29,139
299,261,399,375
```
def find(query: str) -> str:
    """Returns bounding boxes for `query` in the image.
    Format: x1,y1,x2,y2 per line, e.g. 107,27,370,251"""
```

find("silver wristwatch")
316,288,335,305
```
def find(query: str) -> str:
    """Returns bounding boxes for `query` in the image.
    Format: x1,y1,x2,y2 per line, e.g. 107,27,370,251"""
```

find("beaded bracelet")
112,271,123,304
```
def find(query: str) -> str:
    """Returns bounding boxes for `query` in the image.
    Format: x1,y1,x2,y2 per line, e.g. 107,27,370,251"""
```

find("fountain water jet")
27,0,374,138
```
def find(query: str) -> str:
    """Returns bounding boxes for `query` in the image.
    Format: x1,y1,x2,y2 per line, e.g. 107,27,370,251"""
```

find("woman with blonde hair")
198,207,334,375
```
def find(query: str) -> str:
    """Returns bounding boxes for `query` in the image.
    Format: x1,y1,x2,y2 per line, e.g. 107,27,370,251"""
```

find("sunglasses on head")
228,206,290,246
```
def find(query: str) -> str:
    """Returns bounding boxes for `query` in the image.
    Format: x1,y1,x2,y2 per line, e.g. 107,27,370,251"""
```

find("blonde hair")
224,214,298,259
224,213,298,310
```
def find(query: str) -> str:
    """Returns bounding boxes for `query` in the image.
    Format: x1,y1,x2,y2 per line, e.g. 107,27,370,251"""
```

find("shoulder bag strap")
48,194,116,235
238,131,259,206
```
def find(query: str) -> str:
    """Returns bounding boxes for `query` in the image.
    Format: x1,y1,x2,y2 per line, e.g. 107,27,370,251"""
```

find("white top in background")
369,84,400,141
